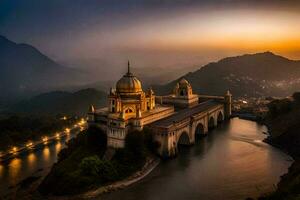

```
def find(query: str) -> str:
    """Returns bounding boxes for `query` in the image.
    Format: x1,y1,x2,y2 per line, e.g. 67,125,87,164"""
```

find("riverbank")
258,95,300,200
12,156,160,200
82,157,160,198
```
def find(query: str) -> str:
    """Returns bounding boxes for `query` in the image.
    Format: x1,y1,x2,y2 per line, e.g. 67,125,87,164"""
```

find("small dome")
116,62,143,93
179,78,190,87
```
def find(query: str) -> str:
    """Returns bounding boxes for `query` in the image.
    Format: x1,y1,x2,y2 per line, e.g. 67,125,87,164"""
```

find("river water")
99,118,292,200
0,134,73,198
0,118,293,200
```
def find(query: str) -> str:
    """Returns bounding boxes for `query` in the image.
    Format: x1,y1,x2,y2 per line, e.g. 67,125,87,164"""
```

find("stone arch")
217,111,224,125
177,131,191,146
208,116,215,130
195,123,205,142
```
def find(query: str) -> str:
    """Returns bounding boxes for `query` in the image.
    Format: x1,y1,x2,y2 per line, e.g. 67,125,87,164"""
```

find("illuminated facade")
88,61,232,157
88,62,174,148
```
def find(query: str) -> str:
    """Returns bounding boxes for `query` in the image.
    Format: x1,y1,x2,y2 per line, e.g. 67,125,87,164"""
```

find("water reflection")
0,119,292,200
0,136,70,197
43,147,50,163
55,142,62,152
101,118,292,200
27,152,37,169
8,158,22,186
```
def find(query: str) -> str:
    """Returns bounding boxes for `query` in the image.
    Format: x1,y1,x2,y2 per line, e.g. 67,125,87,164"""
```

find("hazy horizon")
1,0,300,80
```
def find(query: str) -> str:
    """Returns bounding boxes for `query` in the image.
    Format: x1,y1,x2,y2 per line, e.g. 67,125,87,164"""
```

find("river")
0,118,293,199
0,133,74,198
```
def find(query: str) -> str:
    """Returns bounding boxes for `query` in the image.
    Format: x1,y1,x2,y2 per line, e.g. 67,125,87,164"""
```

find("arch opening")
208,117,215,130
178,131,190,146
195,123,205,142
177,131,191,153
217,112,224,125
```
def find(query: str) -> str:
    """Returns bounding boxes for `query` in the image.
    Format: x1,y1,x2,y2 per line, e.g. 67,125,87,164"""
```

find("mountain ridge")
0,35,90,100
154,52,300,97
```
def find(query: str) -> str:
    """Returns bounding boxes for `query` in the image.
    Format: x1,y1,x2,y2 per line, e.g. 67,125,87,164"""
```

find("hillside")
6,88,107,116
0,35,89,100
259,93,300,200
154,52,300,97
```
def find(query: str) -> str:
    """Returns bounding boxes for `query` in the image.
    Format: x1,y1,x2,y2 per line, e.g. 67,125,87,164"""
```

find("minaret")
127,60,132,75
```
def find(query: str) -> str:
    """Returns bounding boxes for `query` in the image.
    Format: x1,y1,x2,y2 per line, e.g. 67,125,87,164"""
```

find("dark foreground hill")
0,35,89,101
259,93,300,200
6,88,107,116
154,52,300,97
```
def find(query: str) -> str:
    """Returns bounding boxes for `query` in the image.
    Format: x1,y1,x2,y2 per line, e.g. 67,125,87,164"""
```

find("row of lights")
7,118,87,156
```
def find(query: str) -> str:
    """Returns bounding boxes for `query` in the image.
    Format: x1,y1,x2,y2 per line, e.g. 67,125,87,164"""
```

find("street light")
42,136,48,144
11,146,18,154
26,142,33,148
65,128,70,134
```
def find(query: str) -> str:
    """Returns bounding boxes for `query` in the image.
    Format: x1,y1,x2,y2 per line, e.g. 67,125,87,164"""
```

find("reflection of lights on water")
27,152,36,167
8,158,22,181
0,164,3,177
43,147,50,161
55,142,62,152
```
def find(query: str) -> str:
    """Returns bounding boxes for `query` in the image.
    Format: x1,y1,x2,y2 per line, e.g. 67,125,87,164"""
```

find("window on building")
125,108,133,113
180,90,184,96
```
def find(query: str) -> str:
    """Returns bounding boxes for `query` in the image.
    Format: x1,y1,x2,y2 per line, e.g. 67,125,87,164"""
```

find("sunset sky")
1,0,300,77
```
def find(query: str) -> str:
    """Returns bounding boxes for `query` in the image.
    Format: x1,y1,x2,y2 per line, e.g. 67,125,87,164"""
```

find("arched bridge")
149,100,227,158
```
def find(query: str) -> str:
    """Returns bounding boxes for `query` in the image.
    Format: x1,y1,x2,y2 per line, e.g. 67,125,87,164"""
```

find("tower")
224,90,232,119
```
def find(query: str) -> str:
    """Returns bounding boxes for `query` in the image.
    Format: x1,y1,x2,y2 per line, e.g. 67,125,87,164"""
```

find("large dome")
116,62,142,93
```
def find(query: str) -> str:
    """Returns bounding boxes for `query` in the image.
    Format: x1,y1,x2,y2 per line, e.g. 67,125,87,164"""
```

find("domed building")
163,78,199,108
87,61,232,155
88,61,174,148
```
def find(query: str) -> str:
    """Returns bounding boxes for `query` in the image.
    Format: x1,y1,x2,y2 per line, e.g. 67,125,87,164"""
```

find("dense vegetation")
6,88,107,116
258,92,300,200
38,126,158,195
0,115,76,152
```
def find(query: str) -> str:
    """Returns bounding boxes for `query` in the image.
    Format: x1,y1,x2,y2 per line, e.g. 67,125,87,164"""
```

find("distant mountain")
6,88,107,116
154,52,300,97
0,35,89,101
133,65,198,86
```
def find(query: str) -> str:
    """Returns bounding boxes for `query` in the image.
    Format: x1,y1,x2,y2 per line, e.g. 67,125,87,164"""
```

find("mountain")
6,88,107,116
0,35,89,101
154,52,300,97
